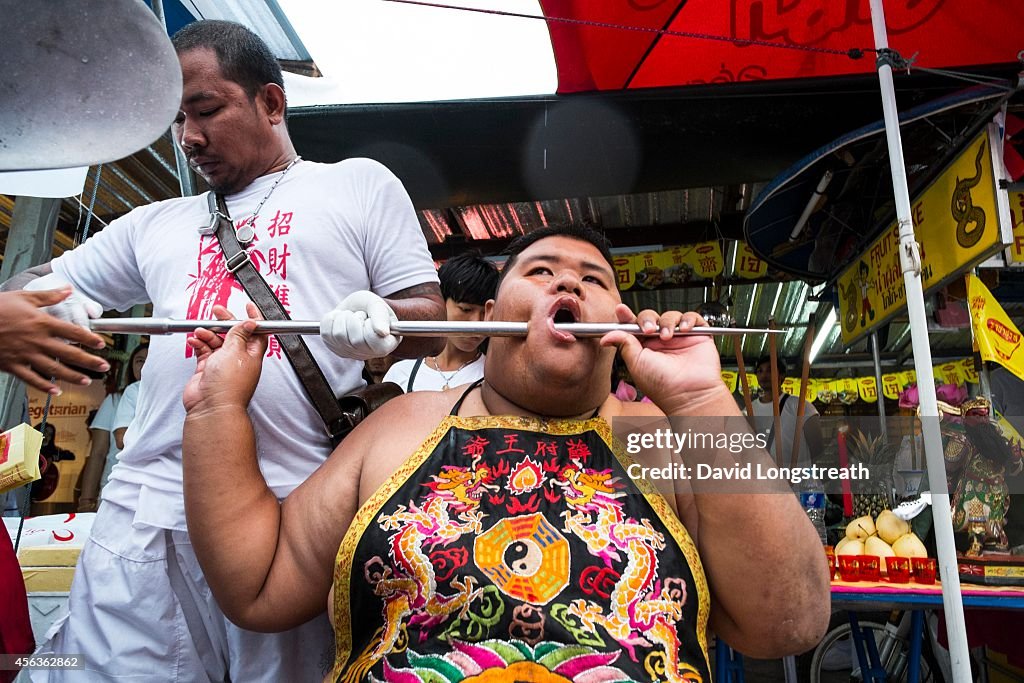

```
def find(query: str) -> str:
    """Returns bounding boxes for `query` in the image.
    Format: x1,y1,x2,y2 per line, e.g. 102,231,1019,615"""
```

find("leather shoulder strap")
406,357,424,393
210,192,349,445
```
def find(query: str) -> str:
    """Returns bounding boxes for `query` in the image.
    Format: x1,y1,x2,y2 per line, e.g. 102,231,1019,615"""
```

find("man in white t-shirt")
1,20,444,682
749,356,824,468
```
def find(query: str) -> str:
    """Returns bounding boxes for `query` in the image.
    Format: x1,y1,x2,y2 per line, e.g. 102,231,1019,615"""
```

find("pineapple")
847,431,899,519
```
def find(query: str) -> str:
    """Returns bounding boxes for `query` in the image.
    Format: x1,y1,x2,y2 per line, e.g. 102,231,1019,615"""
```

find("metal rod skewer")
91,318,785,338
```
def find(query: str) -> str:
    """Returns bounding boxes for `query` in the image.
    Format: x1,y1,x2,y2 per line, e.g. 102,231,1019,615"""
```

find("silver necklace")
235,155,301,244
428,353,480,390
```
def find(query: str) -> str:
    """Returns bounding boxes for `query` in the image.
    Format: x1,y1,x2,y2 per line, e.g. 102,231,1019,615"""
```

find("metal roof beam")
147,144,180,181
105,163,155,206
79,181,118,216
122,153,179,199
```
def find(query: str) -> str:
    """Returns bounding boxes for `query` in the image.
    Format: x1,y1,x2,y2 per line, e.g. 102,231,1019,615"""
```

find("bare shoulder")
338,389,459,504
340,390,450,456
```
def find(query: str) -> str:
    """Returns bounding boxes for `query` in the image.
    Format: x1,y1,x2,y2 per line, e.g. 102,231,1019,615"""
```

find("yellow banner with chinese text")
881,373,902,400
959,358,979,384
898,370,917,388
934,361,964,387
720,370,738,393
805,379,818,403
967,274,1024,382
613,255,636,291
715,365,981,403
616,242,724,291
736,241,768,279
857,377,878,403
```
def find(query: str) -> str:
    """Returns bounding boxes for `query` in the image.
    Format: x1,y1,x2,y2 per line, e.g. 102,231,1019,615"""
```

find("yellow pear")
836,539,865,556
835,536,853,554
892,532,928,558
865,535,896,563
846,515,876,540
876,511,911,545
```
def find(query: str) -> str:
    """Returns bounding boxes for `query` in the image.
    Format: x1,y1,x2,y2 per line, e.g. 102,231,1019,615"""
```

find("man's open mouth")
546,298,581,343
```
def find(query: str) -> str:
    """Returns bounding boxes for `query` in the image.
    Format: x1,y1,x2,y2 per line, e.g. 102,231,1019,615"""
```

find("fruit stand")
833,512,929,581
817,509,1024,682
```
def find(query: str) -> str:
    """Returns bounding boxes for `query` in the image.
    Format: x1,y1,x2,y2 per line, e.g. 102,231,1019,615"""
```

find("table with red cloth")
832,580,1024,670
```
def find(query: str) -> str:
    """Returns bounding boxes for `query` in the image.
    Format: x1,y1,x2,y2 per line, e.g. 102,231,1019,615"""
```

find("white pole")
868,2,971,679
870,331,887,443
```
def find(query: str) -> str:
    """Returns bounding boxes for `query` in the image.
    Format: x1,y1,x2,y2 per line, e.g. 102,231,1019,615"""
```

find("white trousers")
31,502,334,682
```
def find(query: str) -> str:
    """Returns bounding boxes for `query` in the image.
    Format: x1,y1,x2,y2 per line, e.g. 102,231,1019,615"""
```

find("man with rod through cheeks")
182,226,831,682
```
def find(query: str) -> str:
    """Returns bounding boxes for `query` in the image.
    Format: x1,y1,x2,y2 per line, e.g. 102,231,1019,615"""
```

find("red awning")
540,0,1022,93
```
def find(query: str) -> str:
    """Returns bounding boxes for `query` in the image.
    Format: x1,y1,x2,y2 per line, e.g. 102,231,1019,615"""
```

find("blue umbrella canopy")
743,85,1010,281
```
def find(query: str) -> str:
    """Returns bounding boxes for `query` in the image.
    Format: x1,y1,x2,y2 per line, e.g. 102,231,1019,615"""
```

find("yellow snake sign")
838,128,1007,345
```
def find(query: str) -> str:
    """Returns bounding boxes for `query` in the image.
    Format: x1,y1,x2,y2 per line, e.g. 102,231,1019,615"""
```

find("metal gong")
0,0,182,170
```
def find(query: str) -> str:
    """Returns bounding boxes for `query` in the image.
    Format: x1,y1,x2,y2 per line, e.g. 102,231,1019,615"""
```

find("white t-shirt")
108,381,141,488
384,355,486,393
89,392,122,489
749,393,820,468
52,158,439,530
113,382,140,432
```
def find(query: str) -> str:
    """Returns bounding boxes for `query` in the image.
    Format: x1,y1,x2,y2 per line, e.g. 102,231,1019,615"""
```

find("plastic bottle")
800,482,827,545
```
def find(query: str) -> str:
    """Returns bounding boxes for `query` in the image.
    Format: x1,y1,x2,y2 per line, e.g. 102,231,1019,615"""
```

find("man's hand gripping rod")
90,319,783,338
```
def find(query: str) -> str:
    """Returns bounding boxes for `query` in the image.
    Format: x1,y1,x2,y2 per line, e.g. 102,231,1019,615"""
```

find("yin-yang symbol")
503,539,543,576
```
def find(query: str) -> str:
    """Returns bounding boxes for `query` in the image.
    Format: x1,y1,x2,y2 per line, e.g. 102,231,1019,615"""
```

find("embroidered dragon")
371,463,495,659
557,464,701,683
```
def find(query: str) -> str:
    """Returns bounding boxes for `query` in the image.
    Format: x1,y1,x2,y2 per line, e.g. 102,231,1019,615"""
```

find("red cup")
827,553,837,580
857,555,881,582
837,555,861,582
912,557,937,585
886,556,911,584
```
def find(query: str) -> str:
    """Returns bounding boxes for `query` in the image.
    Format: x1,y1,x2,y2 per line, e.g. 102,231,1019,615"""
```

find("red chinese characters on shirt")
272,284,291,315
266,335,283,360
267,209,292,237
250,244,291,280
185,209,295,359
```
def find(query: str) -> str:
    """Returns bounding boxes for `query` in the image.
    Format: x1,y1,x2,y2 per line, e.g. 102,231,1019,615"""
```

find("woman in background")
77,343,147,512
112,344,148,452
384,253,498,392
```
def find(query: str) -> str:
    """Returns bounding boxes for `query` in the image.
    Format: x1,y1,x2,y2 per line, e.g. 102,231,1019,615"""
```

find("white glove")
320,290,402,360
24,273,103,328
